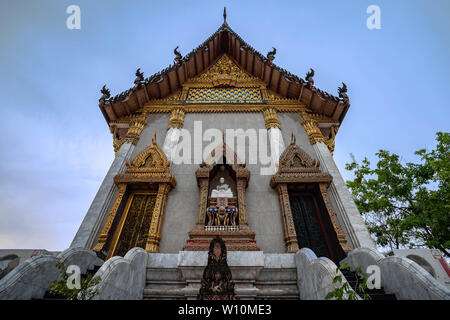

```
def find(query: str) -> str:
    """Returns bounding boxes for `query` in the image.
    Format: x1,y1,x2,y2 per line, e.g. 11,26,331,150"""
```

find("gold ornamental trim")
263,106,281,130
270,135,351,252
92,135,175,256
167,107,185,129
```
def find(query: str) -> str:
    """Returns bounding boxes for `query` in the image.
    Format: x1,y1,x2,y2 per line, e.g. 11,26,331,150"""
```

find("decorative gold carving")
198,54,255,82
145,183,171,252
168,107,185,129
270,136,352,252
276,184,299,253
125,113,147,145
300,111,339,124
324,125,339,155
92,183,127,251
263,106,281,129
184,144,258,251
110,191,157,257
301,118,324,144
92,136,175,255
319,183,351,251
111,126,126,155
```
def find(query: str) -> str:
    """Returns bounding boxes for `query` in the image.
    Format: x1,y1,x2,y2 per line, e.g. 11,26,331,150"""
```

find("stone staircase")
340,268,396,300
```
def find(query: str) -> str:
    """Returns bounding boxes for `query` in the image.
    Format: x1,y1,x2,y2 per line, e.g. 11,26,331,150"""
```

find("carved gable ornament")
270,135,332,188
114,134,176,187
198,54,254,81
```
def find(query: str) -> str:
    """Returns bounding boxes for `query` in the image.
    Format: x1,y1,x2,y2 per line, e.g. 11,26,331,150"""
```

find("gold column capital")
263,106,281,130
300,117,324,145
168,107,185,129
125,113,148,145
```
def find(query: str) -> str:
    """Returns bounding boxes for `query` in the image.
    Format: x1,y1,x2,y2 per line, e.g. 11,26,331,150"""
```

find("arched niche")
184,142,259,251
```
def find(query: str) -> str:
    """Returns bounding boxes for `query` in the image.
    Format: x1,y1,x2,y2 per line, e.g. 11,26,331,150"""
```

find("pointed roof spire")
223,7,228,26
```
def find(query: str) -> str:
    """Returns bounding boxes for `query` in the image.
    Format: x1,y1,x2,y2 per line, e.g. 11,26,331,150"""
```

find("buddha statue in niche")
211,177,233,198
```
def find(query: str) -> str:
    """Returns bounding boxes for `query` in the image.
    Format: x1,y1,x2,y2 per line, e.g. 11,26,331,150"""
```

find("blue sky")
0,0,449,251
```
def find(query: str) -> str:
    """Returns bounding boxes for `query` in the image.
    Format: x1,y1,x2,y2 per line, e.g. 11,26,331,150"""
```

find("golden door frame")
270,134,351,254
92,134,176,258
109,190,158,257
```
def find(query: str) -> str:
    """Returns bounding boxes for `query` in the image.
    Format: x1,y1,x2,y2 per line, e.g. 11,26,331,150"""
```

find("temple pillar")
263,107,285,174
71,113,147,249
162,107,185,161
300,114,376,249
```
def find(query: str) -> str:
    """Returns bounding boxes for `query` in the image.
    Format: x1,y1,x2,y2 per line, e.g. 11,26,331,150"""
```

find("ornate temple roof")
99,8,350,126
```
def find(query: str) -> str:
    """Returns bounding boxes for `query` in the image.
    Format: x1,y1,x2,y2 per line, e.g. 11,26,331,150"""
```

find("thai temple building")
1,9,448,300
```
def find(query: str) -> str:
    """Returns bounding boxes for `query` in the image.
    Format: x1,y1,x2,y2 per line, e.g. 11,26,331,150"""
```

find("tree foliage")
49,262,100,300
325,263,370,300
345,132,450,256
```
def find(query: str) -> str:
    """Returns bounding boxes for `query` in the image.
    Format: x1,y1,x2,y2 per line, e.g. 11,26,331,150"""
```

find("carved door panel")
289,193,335,260
112,193,157,257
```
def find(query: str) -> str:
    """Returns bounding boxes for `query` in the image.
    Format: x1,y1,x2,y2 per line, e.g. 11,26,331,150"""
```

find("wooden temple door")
289,192,341,261
270,135,351,260
110,192,157,257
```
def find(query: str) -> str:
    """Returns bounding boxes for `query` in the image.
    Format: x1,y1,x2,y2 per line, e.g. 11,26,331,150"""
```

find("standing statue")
197,236,235,300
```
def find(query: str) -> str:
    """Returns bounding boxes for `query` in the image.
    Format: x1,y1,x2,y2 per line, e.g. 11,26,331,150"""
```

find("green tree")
345,132,450,256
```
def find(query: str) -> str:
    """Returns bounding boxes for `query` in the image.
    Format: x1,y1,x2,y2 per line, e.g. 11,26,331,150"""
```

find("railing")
204,226,239,231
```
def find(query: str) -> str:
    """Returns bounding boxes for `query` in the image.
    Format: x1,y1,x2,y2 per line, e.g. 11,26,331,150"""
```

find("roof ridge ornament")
338,82,348,100
267,47,276,64
174,46,182,65
134,68,144,87
100,85,110,101
305,68,315,88
223,7,228,26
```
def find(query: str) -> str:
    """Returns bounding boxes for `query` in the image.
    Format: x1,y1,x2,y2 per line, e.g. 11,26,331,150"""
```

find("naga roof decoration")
99,9,350,126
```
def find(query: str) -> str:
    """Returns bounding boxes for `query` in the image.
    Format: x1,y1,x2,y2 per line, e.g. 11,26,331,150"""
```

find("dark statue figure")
197,236,235,300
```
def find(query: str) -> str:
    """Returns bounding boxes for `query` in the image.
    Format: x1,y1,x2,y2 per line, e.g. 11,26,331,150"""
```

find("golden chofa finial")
152,133,156,145
290,132,296,145
223,7,228,25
